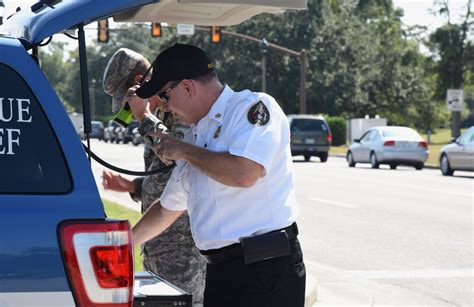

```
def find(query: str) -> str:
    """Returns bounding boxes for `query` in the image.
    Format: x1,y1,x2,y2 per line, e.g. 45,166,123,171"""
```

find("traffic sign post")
446,89,463,138
446,89,463,112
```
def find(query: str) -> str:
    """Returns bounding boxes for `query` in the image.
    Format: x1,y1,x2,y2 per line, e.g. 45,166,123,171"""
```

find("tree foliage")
38,42,73,112
428,0,473,97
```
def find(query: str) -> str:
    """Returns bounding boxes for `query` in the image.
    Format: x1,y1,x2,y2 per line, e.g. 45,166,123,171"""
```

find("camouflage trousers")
143,213,206,306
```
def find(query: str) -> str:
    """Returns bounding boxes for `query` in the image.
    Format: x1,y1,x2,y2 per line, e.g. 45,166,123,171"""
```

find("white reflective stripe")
0,291,75,306
73,231,130,304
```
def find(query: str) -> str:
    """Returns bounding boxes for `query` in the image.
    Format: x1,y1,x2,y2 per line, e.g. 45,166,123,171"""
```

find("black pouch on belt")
241,231,291,264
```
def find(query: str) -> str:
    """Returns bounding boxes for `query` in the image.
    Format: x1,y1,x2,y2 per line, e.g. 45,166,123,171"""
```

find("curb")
305,274,318,306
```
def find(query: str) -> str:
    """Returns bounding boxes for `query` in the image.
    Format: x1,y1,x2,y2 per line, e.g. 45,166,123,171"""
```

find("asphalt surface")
294,156,473,307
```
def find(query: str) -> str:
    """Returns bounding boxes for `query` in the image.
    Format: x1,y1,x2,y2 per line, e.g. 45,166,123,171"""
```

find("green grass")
420,128,464,166
425,144,442,166
103,200,143,272
419,128,453,145
330,145,349,156
330,128,459,167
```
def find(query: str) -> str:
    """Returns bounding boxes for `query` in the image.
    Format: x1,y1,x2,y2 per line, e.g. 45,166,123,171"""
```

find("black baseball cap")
136,43,215,99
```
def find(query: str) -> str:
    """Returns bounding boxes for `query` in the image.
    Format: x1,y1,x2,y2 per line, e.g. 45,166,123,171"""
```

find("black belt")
200,223,298,264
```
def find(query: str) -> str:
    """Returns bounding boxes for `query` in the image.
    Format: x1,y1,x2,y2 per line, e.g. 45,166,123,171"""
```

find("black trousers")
203,238,306,307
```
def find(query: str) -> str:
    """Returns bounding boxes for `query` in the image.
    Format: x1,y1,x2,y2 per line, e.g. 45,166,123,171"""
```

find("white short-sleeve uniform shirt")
161,85,299,250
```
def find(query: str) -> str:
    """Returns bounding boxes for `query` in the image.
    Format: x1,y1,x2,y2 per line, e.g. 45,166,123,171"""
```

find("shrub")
326,116,346,146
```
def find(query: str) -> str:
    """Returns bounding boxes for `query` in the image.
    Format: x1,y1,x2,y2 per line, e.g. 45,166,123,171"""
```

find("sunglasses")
157,81,181,103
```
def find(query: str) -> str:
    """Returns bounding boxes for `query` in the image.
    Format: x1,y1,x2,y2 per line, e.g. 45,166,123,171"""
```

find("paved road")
294,156,473,306
87,139,473,306
88,139,143,211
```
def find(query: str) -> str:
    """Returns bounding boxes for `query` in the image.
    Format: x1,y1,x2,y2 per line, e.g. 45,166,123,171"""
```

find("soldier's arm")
132,200,184,246
129,177,145,202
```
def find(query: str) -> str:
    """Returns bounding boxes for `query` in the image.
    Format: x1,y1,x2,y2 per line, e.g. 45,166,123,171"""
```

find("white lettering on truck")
0,98,14,122
0,98,32,155
0,129,21,155
17,99,32,123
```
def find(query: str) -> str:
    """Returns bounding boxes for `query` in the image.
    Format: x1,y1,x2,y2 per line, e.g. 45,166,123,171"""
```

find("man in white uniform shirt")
130,43,305,307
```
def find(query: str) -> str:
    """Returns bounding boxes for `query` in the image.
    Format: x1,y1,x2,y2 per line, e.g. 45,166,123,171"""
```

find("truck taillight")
327,133,332,143
58,220,134,307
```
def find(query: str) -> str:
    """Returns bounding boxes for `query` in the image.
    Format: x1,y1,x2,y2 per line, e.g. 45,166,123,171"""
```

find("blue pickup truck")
0,0,305,306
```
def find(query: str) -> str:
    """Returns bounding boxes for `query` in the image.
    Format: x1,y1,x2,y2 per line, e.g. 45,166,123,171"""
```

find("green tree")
38,41,74,111
428,0,473,99
426,0,473,131
299,0,434,129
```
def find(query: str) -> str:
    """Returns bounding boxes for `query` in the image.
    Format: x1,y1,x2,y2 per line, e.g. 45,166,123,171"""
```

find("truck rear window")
0,64,71,194
291,119,328,132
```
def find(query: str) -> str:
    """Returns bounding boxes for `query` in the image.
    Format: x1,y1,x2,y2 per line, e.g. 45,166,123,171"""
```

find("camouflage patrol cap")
103,48,150,112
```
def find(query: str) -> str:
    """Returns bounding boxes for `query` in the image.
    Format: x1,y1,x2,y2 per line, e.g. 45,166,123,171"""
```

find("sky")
393,0,469,30
3,1,35,19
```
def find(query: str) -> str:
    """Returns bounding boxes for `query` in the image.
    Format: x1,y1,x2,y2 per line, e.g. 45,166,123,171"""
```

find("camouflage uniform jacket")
132,111,206,306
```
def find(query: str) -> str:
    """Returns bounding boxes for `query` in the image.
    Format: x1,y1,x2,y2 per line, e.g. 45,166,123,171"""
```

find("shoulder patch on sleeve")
247,101,270,126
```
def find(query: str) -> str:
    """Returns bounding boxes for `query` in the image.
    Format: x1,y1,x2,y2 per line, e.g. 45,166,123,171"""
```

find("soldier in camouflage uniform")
102,48,206,306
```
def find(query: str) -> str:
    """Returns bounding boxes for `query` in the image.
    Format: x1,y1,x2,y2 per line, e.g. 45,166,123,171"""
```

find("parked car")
132,126,144,146
0,1,302,305
287,114,332,162
103,119,124,143
79,120,104,140
123,120,140,144
439,126,474,176
115,125,126,143
346,126,428,170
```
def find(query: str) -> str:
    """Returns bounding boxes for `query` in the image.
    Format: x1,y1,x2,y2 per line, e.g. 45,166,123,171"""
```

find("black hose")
82,143,175,176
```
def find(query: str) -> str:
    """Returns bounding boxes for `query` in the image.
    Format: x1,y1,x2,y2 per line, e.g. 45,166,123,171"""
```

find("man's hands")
149,130,264,188
102,170,135,193
149,131,192,163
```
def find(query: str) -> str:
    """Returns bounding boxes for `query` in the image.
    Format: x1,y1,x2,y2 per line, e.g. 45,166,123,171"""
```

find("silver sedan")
439,126,474,176
347,126,428,170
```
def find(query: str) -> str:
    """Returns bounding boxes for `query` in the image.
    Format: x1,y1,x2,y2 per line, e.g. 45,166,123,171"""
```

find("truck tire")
319,152,328,163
